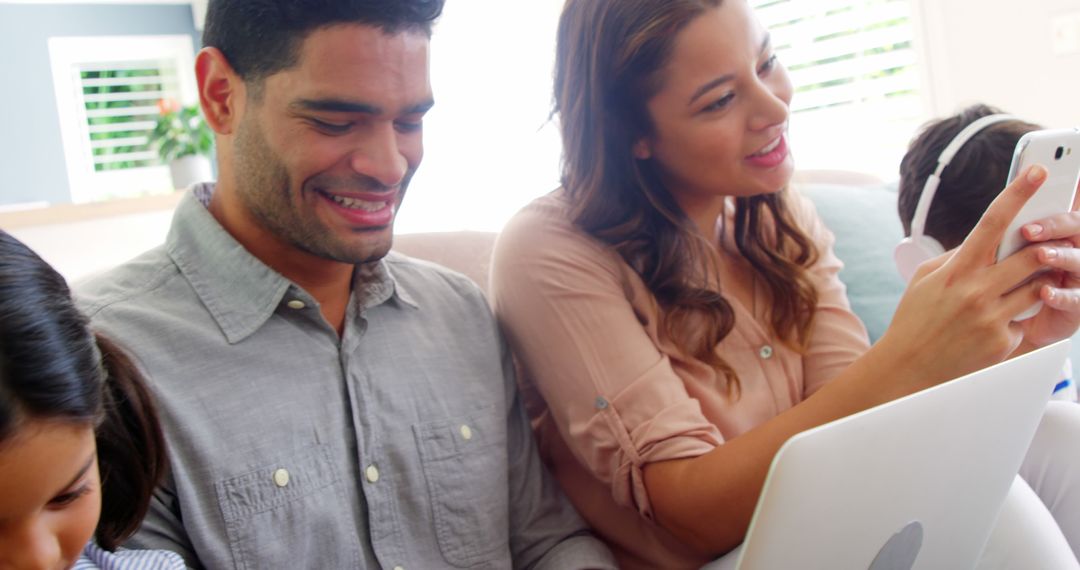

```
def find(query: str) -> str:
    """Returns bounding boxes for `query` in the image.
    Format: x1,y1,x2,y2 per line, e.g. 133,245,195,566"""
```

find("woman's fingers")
982,240,1068,297
1042,282,1080,312
1002,274,1058,321
950,165,1048,271
1037,243,1080,275
1022,211,1080,244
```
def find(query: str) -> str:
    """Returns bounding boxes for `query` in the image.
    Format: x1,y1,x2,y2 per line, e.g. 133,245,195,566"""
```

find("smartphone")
996,128,1080,319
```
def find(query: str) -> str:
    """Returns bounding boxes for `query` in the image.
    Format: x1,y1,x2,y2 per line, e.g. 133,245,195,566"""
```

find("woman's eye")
759,54,778,75
703,93,736,113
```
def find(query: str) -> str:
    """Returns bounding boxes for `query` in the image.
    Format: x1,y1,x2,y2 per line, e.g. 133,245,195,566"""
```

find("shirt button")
272,468,290,488
393,566,405,570
459,424,473,441
286,299,306,310
759,345,774,359
365,465,380,483
595,396,609,410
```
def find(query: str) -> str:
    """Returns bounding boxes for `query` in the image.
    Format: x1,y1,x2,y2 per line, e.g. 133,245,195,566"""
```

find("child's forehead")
0,420,95,511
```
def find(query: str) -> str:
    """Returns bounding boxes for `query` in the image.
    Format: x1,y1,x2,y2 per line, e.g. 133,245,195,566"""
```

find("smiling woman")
489,0,1080,568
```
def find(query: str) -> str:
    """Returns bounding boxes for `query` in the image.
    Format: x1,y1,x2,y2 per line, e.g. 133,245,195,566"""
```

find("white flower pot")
169,155,214,190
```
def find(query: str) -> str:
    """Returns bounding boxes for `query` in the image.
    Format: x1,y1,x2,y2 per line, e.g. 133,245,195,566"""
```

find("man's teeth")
754,137,781,156
328,194,388,211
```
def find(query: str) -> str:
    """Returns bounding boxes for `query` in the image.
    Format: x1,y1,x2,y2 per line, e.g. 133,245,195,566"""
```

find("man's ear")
195,47,245,135
632,138,652,160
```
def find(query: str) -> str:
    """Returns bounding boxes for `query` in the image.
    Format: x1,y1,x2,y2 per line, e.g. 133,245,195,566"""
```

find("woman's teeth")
753,137,781,156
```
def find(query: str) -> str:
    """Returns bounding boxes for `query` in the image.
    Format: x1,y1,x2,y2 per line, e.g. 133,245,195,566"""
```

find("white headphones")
894,113,1017,282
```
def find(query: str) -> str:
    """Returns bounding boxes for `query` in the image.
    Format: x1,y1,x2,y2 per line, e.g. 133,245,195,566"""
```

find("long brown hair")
553,0,819,393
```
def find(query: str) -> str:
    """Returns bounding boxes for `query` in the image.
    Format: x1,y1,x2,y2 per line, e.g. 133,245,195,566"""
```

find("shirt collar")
166,183,418,344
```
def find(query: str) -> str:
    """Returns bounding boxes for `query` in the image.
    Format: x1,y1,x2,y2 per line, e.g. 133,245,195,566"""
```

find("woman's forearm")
643,340,921,555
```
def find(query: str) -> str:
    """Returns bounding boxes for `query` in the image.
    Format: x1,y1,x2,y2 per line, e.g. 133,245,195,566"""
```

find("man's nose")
348,123,409,189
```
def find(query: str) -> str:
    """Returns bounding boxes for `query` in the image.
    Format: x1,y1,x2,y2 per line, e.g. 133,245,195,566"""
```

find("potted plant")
150,98,215,189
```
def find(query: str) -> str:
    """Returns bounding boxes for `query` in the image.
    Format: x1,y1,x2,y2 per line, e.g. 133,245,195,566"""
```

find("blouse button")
759,345,774,359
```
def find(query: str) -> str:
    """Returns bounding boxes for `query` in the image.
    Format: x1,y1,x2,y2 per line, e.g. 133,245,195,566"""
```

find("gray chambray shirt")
77,185,616,570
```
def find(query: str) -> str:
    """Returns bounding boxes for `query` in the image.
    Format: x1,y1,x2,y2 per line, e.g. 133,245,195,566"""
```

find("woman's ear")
195,47,245,136
633,138,652,160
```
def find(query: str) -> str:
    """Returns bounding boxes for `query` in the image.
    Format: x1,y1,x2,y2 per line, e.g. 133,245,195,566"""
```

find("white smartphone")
996,128,1080,320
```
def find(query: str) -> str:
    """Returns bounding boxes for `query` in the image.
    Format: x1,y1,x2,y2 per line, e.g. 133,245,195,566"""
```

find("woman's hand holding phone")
876,165,1060,393
1009,196,1080,352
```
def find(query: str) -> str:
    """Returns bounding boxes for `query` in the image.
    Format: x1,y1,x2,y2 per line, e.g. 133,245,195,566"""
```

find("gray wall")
0,4,199,206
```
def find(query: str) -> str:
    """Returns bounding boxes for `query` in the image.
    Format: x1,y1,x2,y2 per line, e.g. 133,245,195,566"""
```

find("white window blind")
752,0,923,179
49,36,197,203
82,60,180,173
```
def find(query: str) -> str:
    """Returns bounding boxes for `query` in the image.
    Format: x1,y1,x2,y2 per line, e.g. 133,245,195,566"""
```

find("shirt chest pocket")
215,445,360,570
413,406,511,568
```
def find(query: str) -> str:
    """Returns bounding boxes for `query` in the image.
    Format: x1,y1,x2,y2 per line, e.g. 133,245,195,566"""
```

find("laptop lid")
734,340,1070,570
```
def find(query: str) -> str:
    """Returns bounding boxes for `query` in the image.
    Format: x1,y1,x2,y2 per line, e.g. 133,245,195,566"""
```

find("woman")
0,230,181,569
490,0,1080,567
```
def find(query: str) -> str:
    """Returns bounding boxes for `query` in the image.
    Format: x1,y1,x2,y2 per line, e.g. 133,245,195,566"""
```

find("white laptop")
730,340,1070,570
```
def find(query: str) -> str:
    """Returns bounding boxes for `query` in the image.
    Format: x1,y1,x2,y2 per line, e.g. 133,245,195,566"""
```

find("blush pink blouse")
490,190,871,569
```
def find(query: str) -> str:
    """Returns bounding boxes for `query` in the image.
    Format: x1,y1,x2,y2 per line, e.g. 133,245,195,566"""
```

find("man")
78,1,616,567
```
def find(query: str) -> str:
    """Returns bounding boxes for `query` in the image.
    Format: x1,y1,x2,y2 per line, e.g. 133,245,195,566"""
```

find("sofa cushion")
799,182,906,343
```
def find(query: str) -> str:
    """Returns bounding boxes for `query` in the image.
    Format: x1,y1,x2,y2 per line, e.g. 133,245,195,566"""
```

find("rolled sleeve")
491,196,722,517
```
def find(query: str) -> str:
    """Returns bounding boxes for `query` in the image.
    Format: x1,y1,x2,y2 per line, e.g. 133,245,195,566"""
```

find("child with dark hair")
0,230,180,569
897,104,1076,401
898,104,1042,250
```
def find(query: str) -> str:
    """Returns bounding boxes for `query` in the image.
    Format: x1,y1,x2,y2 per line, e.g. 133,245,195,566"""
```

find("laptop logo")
868,520,923,570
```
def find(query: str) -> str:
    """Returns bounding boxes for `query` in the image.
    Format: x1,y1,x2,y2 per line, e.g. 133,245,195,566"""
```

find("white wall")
916,0,1080,128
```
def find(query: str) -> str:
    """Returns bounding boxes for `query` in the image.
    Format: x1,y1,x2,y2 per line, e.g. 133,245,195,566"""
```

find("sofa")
391,170,904,339
392,170,1080,363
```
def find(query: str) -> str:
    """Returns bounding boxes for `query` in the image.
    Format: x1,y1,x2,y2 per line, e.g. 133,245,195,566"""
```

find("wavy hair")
554,0,819,393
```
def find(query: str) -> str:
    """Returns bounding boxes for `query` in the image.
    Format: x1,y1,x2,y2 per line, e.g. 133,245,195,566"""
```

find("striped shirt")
74,542,185,570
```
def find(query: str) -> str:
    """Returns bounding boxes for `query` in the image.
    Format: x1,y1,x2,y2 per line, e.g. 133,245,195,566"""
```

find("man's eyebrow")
687,34,773,106
291,98,382,114
290,98,435,116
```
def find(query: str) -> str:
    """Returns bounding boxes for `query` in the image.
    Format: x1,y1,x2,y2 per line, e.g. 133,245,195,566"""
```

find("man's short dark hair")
898,104,1041,250
203,0,445,84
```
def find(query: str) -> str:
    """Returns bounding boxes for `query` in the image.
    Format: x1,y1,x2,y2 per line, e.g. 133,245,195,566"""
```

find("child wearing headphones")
896,103,1076,401
0,230,183,569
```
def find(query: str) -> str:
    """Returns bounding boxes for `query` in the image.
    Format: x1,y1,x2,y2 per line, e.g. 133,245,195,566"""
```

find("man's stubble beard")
232,114,409,266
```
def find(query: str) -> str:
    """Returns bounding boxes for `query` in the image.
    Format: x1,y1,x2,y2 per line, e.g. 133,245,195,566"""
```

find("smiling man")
76,1,615,568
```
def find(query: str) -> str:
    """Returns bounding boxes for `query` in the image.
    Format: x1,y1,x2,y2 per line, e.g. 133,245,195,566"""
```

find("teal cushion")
799,182,905,343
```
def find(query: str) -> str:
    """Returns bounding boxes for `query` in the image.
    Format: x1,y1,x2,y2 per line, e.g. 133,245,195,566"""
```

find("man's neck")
206,186,354,334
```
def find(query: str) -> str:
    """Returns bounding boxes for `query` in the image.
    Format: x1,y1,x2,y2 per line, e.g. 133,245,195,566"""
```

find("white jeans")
703,402,1080,570
977,401,1080,569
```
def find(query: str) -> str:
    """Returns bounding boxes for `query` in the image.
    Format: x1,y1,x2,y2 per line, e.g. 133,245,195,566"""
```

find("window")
751,0,923,179
49,35,197,203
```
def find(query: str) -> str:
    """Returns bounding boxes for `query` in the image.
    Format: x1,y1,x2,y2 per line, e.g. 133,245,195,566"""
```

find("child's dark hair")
898,103,1041,249
0,230,167,551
